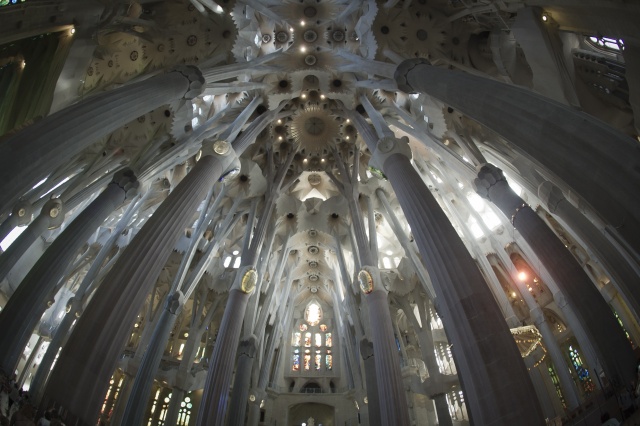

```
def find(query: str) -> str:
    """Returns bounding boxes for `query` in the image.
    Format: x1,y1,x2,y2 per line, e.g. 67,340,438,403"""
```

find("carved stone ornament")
358,269,374,294
240,268,258,294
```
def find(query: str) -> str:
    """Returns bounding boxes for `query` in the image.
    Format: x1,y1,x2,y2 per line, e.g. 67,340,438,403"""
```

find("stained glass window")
304,353,311,371
177,396,192,426
291,307,335,373
0,0,26,7
292,332,301,346
569,345,595,394
547,364,566,409
292,350,300,371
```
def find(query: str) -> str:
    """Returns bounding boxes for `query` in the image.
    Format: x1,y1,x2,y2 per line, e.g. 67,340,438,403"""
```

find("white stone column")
196,287,252,425
538,181,640,321
360,338,382,426
395,58,640,256
0,169,139,375
475,163,636,389
40,152,228,425
0,66,205,214
374,136,544,425
0,198,64,282
227,335,258,426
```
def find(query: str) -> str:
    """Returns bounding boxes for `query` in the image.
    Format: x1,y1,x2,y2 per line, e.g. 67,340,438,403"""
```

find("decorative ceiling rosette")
372,7,408,60
289,104,341,157
225,159,267,198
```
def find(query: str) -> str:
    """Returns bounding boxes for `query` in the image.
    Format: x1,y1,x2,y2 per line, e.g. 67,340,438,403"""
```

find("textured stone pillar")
538,181,640,318
551,290,601,390
361,271,411,425
530,307,581,409
360,338,382,426
525,357,557,420
227,335,258,426
395,58,640,255
0,66,204,213
40,154,226,425
196,288,251,426
120,292,183,426
0,198,64,282
428,393,450,426
475,163,636,389
374,137,543,425
30,194,142,404
0,169,138,375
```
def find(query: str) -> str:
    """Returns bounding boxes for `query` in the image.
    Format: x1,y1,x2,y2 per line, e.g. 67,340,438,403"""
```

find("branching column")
0,169,139,375
40,149,231,425
0,198,64,282
331,148,410,424
538,181,640,321
0,66,205,213
197,150,293,425
373,136,543,425
394,58,640,254
475,163,636,389
30,194,143,403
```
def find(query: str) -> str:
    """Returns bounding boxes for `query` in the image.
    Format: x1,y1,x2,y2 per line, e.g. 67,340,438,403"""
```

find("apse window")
290,304,335,374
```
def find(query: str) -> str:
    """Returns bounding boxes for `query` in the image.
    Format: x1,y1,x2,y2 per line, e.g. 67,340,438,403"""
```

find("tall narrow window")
304,353,311,371
547,364,566,408
292,349,300,371
568,345,595,394
177,395,193,426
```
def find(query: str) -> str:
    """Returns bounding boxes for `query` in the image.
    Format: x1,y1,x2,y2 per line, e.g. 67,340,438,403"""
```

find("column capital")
111,168,140,200
201,139,241,182
473,163,508,201
238,334,259,359
42,198,65,229
165,291,184,314
360,338,374,360
372,136,412,172
474,163,530,225
537,181,566,214
171,65,205,100
394,58,430,94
